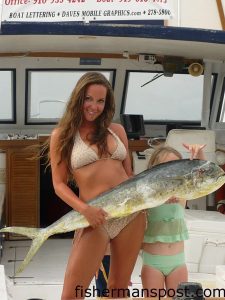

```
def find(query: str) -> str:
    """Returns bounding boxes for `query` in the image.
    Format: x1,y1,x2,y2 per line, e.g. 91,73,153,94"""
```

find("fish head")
187,160,225,199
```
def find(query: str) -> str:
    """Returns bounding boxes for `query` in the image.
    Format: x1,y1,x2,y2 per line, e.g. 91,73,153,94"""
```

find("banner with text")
2,0,175,23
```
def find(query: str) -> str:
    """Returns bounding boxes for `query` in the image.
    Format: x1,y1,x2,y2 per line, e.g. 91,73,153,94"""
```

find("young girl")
141,144,206,297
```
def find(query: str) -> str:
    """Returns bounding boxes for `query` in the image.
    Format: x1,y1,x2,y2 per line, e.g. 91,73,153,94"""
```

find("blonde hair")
148,146,182,169
43,72,115,174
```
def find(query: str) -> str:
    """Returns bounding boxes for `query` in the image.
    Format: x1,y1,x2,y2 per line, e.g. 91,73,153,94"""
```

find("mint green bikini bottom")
142,251,185,276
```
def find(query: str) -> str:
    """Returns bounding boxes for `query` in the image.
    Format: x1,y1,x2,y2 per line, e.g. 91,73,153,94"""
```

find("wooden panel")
7,148,39,233
216,0,225,30
128,139,149,152
0,139,39,149
128,139,149,170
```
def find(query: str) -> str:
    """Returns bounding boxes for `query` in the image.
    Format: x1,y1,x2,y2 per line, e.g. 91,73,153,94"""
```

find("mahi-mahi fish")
1,159,225,274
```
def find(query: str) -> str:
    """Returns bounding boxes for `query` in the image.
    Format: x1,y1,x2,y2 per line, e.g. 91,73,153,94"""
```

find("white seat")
165,129,216,209
0,265,9,300
165,129,216,162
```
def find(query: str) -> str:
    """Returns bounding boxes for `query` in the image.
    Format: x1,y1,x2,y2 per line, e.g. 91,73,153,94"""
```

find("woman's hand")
81,205,108,228
183,143,206,160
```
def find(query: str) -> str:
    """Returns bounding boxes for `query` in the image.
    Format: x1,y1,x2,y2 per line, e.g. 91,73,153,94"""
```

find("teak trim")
216,0,225,30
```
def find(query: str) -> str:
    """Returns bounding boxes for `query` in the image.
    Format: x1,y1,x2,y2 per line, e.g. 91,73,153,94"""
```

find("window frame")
25,68,116,125
216,76,225,123
120,70,207,126
0,69,16,124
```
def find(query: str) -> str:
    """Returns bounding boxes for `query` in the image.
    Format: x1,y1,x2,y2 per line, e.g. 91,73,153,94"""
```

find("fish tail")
0,226,40,239
15,229,50,275
0,226,51,275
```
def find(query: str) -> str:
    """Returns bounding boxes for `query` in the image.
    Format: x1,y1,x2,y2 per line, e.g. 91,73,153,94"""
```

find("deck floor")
1,239,70,300
0,239,219,300
0,239,142,300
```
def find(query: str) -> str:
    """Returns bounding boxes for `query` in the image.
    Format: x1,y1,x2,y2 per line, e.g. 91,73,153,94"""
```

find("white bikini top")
71,128,127,170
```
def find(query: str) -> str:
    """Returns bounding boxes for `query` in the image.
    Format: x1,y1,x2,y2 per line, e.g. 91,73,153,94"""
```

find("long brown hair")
44,71,115,173
148,146,182,169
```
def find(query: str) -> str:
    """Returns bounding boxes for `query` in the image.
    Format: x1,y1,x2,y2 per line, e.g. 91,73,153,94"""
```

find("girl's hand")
165,196,186,207
81,205,108,228
165,196,180,204
183,143,206,160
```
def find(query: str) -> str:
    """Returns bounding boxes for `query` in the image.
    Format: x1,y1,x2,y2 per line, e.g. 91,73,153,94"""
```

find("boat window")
0,70,16,124
217,77,225,123
25,69,115,124
121,71,204,125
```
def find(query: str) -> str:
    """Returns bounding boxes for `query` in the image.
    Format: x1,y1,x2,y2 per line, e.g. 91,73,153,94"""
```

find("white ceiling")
0,34,225,61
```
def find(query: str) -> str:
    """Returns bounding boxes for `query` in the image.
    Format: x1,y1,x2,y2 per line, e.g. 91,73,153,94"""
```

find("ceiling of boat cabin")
1,34,225,61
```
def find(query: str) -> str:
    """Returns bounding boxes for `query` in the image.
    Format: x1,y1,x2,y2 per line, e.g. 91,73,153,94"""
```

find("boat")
0,1,225,299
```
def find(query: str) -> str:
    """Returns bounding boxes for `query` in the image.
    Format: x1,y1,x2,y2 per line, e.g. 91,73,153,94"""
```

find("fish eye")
198,168,205,175
192,167,206,179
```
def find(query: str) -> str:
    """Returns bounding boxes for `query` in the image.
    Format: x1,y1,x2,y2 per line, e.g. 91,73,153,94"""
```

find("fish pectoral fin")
164,176,184,181
160,177,184,185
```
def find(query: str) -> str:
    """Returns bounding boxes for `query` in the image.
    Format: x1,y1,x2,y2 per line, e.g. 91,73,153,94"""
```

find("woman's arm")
50,128,87,212
111,123,133,177
50,128,107,227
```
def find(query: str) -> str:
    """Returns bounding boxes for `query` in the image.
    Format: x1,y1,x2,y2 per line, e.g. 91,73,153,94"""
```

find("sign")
2,0,175,23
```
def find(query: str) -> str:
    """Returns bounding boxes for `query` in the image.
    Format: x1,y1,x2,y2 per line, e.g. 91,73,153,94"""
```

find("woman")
49,72,146,299
141,144,205,297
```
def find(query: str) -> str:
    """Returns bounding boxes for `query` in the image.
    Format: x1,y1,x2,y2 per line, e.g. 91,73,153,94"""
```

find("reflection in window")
121,71,204,124
0,70,16,123
26,69,115,124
